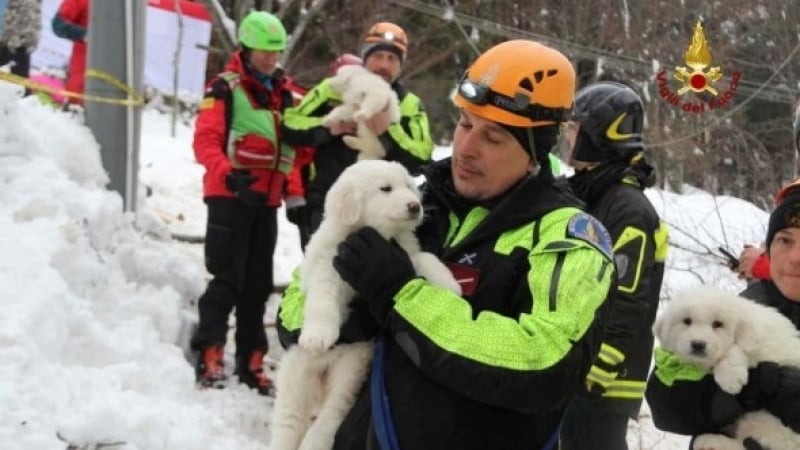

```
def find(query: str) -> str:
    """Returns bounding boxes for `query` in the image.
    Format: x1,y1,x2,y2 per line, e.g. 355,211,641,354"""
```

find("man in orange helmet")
277,39,615,450
281,22,433,241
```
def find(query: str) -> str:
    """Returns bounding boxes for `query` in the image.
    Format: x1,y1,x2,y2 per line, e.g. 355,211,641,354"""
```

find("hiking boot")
196,345,227,389
236,350,274,396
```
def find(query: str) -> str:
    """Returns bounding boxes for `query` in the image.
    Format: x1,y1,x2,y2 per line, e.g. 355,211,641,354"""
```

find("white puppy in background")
269,160,461,450
654,285,800,450
322,64,401,160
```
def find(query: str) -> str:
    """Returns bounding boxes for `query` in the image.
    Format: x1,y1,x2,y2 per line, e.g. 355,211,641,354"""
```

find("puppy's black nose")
407,202,421,216
690,340,706,355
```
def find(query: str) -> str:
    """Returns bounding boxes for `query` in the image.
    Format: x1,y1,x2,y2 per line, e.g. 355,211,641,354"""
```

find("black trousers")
307,201,323,238
190,197,277,360
0,45,30,78
559,394,630,450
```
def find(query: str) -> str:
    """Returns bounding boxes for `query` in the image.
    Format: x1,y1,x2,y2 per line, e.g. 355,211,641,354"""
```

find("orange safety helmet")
362,22,408,62
775,178,800,205
453,40,575,128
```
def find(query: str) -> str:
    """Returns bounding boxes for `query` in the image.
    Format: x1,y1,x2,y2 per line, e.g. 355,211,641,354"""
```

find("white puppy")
322,65,401,160
654,285,800,450
269,160,461,450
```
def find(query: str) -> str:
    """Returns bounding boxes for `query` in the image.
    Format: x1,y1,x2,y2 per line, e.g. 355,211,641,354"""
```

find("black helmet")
571,81,644,163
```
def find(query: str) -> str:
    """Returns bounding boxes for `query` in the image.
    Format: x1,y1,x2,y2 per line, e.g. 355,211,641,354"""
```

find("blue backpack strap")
370,339,400,450
370,337,561,450
540,422,562,450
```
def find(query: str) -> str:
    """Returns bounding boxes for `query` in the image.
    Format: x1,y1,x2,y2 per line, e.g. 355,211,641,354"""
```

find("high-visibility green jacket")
277,159,616,450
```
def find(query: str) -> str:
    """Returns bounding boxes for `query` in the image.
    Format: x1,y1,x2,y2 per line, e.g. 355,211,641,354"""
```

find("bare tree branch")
171,0,185,138
281,0,331,65
197,0,237,56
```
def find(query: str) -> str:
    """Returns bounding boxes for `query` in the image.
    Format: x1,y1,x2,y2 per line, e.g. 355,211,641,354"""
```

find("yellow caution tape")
0,68,145,106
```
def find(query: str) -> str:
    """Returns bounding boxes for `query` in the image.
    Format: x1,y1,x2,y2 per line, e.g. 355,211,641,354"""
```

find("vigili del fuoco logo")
656,21,741,113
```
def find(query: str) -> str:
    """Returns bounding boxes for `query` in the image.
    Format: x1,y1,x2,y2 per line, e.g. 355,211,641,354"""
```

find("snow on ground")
2,80,769,449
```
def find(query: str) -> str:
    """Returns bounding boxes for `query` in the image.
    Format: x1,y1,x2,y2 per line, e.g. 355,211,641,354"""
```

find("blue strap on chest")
370,339,400,450
540,423,561,450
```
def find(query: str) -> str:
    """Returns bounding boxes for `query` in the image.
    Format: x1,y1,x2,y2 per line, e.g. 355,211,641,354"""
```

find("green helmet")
238,11,287,51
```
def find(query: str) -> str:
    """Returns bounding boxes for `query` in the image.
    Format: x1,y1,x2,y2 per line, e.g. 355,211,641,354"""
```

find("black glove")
743,437,766,450
709,388,745,428
333,227,416,324
225,170,267,207
338,297,381,343
738,362,800,433
286,204,308,226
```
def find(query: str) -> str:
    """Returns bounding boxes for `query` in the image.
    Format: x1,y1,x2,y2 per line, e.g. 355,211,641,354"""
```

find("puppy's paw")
298,324,339,352
322,112,343,127
352,110,369,122
343,135,384,159
342,135,367,152
412,253,462,295
713,364,749,394
297,430,334,450
693,433,745,450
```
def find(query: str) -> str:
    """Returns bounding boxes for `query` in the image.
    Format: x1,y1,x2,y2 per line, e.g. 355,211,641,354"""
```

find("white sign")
33,0,213,98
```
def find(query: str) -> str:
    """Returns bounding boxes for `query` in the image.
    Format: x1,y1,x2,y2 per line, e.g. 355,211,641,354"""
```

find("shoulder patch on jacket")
567,212,613,260
203,77,233,101
199,97,215,110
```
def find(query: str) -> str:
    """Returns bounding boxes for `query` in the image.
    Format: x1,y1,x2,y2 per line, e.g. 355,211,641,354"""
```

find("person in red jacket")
190,11,300,396
736,245,770,280
51,0,88,105
733,113,800,282
734,181,800,282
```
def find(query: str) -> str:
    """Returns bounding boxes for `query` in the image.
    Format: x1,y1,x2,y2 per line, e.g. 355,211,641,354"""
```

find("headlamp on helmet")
453,40,576,128
362,22,408,62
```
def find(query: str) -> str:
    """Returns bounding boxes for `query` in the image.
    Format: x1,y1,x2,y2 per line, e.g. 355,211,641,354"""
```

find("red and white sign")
33,0,213,98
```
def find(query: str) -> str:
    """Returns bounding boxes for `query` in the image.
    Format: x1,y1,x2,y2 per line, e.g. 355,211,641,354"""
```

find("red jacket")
193,52,302,206
751,252,771,280
285,144,315,199
54,0,89,104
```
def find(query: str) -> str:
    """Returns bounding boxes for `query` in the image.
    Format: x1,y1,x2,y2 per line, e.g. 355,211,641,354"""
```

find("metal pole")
85,0,146,212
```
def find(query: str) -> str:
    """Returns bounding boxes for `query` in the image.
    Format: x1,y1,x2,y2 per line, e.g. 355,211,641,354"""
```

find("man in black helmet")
559,81,668,450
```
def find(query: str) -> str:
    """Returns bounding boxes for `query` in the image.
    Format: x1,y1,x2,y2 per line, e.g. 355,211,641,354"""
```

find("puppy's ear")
732,314,756,354
328,75,345,94
328,66,351,93
325,177,363,226
330,65,358,91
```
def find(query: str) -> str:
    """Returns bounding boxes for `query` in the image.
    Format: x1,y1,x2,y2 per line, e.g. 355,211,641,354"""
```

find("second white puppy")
654,285,800,450
322,64,401,160
269,160,461,450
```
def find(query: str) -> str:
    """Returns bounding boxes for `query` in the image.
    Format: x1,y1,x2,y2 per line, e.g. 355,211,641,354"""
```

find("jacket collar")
422,158,583,246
